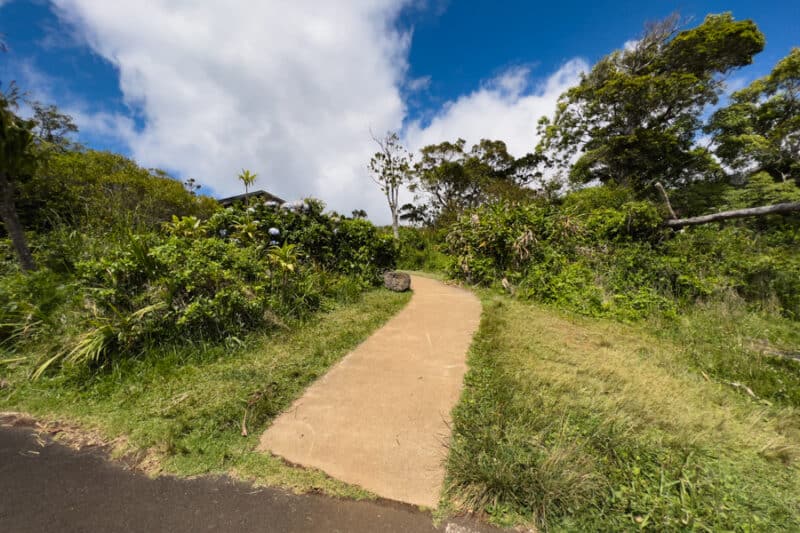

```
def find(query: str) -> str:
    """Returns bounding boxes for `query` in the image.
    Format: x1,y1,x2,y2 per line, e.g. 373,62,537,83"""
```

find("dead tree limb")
664,202,800,228
654,182,677,219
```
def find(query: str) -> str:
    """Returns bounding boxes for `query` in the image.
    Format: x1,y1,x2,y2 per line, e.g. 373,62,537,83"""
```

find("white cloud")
70,109,137,144
406,75,431,92
46,1,587,223
724,76,749,95
623,39,640,52
404,59,587,157
50,0,412,221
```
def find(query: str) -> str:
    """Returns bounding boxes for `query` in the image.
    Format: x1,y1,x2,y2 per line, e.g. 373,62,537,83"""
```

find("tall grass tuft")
32,302,166,380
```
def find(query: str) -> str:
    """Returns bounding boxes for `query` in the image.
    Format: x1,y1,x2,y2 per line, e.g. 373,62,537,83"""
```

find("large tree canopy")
536,13,765,194
414,138,541,224
707,47,800,184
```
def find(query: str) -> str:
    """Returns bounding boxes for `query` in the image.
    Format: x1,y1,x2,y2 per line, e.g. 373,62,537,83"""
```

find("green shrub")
396,227,450,272
583,201,664,242
561,183,635,212
446,189,799,321
0,268,75,349
27,199,397,377
204,199,396,285
16,150,218,232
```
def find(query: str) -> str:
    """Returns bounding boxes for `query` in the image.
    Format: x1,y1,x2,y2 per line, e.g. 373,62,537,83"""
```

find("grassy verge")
444,294,800,530
648,298,800,408
1,288,411,497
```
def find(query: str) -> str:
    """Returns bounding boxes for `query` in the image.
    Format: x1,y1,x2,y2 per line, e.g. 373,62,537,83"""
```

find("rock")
383,271,411,292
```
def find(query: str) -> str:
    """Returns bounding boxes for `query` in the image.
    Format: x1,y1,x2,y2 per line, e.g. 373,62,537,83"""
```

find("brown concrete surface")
258,274,482,508
0,426,503,533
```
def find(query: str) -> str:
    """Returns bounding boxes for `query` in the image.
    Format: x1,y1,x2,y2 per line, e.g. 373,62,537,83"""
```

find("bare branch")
655,182,677,219
665,202,800,228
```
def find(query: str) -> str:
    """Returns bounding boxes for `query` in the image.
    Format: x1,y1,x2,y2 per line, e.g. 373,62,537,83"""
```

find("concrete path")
0,426,501,533
258,274,482,508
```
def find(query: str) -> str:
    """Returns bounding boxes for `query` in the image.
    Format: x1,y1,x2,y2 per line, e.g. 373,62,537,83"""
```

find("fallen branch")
726,381,758,399
664,201,800,228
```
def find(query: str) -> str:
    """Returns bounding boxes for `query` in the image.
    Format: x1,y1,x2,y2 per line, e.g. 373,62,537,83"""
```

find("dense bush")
396,226,450,272
204,199,397,282
0,198,397,378
0,268,75,349
14,150,218,232
446,186,800,321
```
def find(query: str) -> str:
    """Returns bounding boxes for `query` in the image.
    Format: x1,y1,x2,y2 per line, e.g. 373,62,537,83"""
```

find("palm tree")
238,169,257,206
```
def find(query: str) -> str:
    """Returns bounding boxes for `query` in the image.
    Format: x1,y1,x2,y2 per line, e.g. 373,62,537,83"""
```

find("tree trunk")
0,172,36,271
664,201,800,228
391,209,399,240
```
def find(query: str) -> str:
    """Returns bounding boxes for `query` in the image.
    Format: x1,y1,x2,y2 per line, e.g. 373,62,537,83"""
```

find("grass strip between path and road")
1,288,411,498
443,293,800,530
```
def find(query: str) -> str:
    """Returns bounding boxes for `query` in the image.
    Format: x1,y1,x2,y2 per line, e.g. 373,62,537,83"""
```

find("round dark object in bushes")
383,271,411,292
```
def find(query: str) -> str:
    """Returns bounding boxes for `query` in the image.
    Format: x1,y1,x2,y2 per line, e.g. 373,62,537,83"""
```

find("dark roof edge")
218,190,286,205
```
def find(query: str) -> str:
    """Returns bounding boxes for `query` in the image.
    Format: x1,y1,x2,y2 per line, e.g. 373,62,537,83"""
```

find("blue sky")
402,0,798,103
0,0,797,220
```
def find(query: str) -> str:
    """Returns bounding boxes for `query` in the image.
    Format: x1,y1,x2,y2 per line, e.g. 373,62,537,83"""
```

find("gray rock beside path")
383,271,411,292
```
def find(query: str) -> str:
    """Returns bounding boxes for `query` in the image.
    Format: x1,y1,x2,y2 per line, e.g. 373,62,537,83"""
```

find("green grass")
444,293,800,530
1,288,411,497
648,297,800,408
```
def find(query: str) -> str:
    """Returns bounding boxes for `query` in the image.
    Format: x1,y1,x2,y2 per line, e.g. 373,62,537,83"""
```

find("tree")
415,138,542,224
0,85,37,271
398,202,430,226
415,139,476,223
351,208,367,219
29,101,79,151
238,169,257,206
183,177,201,196
536,13,765,194
707,47,800,183
368,131,413,239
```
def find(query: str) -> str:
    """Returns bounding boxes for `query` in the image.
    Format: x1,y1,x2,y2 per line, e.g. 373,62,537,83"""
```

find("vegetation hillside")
0,82,405,491
1,9,798,532
384,13,800,530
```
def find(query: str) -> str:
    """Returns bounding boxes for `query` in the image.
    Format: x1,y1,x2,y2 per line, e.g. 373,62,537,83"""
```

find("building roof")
217,189,286,207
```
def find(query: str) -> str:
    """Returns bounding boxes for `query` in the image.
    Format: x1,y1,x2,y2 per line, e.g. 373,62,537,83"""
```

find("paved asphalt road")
0,426,501,533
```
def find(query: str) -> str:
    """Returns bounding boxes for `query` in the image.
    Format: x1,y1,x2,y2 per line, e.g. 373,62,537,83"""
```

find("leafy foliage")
707,47,800,183
396,226,450,272
204,199,397,282
414,138,541,225
445,188,799,321
537,13,764,193
11,198,397,377
16,150,217,232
